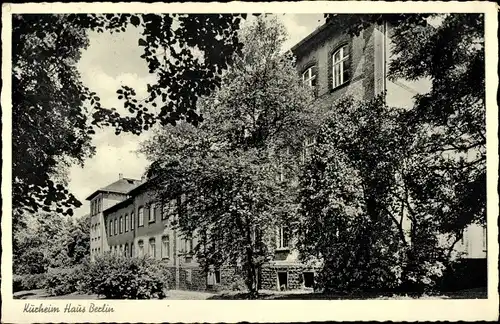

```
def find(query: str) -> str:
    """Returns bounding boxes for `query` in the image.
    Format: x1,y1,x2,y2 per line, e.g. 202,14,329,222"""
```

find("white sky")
69,14,325,218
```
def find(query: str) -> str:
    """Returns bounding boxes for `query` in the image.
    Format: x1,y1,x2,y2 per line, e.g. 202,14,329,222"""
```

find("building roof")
85,177,142,201
290,20,331,55
103,196,134,215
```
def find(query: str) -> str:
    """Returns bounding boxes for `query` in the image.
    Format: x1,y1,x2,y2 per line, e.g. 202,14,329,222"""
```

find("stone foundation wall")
178,267,206,291
260,264,318,291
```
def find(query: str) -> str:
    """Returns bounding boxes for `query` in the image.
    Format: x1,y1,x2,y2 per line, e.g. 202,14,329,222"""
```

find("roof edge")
290,21,330,54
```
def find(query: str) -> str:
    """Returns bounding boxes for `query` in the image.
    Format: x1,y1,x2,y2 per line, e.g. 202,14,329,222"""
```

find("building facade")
88,19,486,291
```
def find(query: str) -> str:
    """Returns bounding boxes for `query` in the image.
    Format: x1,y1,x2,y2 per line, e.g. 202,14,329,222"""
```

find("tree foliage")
13,13,246,216
140,16,314,296
299,13,485,292
13,212,90,275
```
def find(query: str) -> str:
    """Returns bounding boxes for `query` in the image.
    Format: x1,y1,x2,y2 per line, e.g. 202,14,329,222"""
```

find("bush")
44,266,84,296
81,253,171,299
13,273,47,292
229,276,247,291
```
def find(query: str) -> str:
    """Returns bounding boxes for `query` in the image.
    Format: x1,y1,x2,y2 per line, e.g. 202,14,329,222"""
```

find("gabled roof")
85,178,142,201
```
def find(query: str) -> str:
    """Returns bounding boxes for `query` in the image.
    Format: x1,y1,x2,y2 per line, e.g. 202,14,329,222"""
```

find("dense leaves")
13,213,90,275
13,13,247,216
80,253,172,299
44,266,86,296
140,16,314,296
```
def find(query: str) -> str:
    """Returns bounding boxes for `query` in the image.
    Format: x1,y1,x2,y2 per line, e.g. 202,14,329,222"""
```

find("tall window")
332,45,349,88
114,219,117,235
130,243,134,257
109,220,113,236
185,237,193,254
138,240,144,257
149,238,156,258
149,203,156,222
302,136,317,163
131,212,135,230
97,198,101,212
277,225,289,249
302,66,317,88
124,243,129,257
161,235,170,259
138,207,144,227
125,214,129,232
119,216,123,234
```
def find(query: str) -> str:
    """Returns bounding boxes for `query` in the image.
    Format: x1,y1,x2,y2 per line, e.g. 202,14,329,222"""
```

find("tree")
13,212,90,274
326,13,486,232
13,13,247,217
140,16,314,297
298,14,485,293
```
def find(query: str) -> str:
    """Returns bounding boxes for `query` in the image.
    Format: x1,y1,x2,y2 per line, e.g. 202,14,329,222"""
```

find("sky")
69,14,325,218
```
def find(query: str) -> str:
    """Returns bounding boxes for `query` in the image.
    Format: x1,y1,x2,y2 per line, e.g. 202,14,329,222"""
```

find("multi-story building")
88,18,486,291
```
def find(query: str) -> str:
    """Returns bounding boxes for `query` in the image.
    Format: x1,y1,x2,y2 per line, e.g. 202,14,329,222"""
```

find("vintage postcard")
1,1,499,322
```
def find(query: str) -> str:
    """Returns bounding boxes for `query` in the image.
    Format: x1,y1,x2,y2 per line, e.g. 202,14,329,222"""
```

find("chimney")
119,173,123,180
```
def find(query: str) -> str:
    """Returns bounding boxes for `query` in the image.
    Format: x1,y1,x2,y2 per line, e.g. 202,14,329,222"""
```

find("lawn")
14,287,486,300
13,289,215,300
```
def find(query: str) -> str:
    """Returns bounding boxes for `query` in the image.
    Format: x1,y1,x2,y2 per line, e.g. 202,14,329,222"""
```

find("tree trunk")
245,247,258,299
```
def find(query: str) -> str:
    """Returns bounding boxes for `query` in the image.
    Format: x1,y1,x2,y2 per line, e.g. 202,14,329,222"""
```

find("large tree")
298,14,486,293
140,16,315,297
12,13,246,217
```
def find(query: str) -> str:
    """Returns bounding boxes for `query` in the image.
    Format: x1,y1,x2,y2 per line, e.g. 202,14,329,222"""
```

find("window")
278,272,288,291
186,269,192,284
214,270,221,284
130,243,134,257
114,219,117,235
149,203,156,222
303,272,315,288
131,212,135,230
185,237,193,254
138,240,144,257
138,207,144,227
97,198,101,213
124,244,129,257
109,220,113,236
332,45,349,88
302,65,317,88
149,238,156,258
161,235,170,259
302,136,316,163
277,225,289,249
125,214,129,232
119,216,123,234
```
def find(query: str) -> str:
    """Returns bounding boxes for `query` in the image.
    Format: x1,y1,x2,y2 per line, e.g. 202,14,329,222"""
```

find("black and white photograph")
1,1,498,322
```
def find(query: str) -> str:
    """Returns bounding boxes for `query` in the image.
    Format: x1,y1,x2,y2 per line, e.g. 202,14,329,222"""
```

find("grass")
14,287,487,300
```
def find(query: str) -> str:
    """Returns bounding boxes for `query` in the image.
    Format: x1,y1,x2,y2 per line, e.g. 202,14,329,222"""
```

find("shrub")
44,266,84,296
81,253,171,299
13,273,47,292
229,276,247,291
